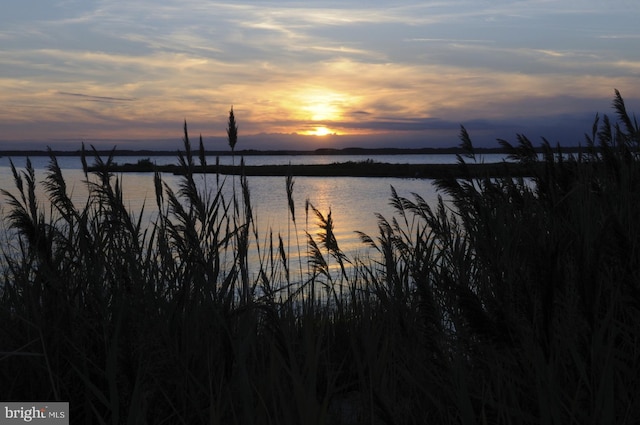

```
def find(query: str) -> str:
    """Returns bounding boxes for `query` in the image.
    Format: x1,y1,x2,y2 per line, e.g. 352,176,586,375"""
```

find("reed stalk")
1,91,640,423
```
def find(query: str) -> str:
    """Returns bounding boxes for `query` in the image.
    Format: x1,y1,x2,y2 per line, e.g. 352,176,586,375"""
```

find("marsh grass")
2,91,640,424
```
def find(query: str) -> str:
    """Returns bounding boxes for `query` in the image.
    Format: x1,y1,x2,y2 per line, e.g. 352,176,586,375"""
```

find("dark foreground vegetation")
2,90,640,424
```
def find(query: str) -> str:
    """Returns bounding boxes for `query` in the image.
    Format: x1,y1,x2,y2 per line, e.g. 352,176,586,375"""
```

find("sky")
1,0,639,151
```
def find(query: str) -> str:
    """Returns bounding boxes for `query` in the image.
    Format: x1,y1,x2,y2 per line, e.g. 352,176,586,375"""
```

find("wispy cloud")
404,38,494,44
598,34,640,40
57,92,137,102
0,0,638,147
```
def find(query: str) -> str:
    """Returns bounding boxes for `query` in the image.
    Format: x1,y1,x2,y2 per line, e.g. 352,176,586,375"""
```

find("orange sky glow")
1,1,639,150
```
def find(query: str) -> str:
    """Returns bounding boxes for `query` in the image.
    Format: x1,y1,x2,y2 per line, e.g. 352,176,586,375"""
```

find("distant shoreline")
0,146,587,157
86,161,544,179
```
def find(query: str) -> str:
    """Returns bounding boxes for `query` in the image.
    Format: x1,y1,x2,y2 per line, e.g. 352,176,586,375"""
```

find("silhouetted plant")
2,91,640,424
227,106,238,153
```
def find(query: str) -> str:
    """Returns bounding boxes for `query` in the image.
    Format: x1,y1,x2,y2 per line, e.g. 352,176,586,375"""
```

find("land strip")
87,161,543,178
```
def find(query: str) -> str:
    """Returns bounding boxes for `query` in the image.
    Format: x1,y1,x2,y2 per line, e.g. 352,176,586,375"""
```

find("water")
0,152,508,167
0,153,465,282
1,155,442,237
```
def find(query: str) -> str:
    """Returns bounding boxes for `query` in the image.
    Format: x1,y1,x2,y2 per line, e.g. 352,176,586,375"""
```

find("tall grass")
2,90,640,424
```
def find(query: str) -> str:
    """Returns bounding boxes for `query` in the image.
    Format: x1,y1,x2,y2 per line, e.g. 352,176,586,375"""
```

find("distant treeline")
88,161,545,179
1,145,589,157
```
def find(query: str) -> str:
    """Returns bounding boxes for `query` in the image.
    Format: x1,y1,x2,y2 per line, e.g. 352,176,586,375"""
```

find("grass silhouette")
1,90,640,424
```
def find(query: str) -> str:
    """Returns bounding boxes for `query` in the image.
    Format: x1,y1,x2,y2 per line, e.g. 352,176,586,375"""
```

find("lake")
0,153,506,279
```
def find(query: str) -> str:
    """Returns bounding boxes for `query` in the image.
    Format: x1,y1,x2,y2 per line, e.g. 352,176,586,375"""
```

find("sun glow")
305,103,338,121
295,89,346,122
303,126,335,136
289,89,349,137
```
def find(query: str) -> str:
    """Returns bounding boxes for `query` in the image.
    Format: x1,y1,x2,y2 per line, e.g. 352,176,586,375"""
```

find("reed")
1,91,640,424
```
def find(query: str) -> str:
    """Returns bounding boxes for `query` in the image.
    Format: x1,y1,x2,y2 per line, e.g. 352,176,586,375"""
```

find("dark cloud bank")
0,112,597,152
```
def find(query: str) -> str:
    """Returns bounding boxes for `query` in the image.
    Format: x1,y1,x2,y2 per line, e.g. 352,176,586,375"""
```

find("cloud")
57,92,136,102
0,0,638,147
598,34,640,40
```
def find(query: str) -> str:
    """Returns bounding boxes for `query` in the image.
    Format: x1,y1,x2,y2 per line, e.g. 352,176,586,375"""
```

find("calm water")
0,153,485,278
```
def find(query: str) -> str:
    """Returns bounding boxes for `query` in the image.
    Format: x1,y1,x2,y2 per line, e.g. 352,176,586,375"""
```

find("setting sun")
303,126,335,136
288,89,349,137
